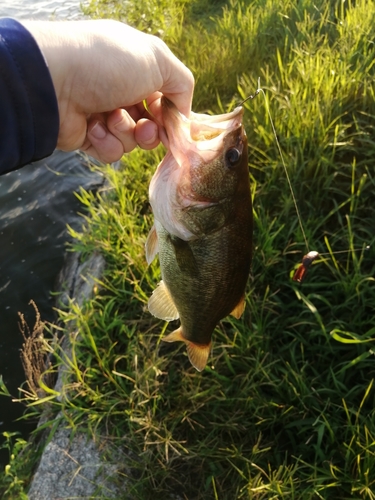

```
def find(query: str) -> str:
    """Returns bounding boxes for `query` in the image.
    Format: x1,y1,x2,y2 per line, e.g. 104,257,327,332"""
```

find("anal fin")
162,327,185,343
148,280,179,321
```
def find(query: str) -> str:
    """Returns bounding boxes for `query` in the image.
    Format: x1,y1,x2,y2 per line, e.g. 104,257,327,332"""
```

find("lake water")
0,0,87,20
0,0,99,466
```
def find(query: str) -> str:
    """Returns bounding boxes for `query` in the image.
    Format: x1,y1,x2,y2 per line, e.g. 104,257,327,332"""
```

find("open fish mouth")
161,97,245,164
149,98,247,241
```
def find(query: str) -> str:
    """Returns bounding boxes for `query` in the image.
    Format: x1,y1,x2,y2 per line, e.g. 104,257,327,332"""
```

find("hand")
21,20,194,163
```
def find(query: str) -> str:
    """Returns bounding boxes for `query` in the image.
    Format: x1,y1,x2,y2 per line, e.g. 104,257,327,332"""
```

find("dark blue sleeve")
0,18,59,175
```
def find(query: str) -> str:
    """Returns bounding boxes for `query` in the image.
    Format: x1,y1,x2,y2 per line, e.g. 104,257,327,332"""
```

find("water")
0,0,100,467
0,153,103,457
0,0,87,20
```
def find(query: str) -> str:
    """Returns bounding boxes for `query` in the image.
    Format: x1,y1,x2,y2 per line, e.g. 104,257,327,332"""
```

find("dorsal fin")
148,281,179,321
145,225,159,265
230,294,246,319
162,327,211,372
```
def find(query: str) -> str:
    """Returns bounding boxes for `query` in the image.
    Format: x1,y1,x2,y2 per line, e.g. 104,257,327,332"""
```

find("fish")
145,96,252,371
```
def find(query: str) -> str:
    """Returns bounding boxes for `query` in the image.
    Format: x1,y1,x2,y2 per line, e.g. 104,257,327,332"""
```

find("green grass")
0,428,35,499
2,0,375,498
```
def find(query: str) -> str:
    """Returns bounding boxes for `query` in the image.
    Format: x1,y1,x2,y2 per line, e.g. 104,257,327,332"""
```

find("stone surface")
28,250,126,499
28,417,123,500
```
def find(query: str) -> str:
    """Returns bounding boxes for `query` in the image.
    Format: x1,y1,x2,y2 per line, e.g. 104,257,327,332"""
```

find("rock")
27,419,124,500
28,250,127,499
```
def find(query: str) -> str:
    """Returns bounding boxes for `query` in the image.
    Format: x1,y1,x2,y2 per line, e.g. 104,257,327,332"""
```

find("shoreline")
27,249,127,499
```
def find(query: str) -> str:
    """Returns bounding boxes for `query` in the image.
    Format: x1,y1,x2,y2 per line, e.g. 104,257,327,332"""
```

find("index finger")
152,38,194,118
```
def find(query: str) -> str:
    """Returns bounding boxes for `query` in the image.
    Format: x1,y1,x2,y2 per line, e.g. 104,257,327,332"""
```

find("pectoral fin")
148,280,179,321
145,225,159,265
162,327,211,372
230,294,246,319
169,235,199,275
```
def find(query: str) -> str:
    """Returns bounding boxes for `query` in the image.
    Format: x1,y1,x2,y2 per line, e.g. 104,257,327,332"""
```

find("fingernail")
90,122,107,139
114,121,130,133
143,131,158,145
112,110,129,133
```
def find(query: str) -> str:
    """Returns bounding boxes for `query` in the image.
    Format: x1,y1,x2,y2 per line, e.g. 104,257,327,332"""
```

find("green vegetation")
0,431,30,500
2,0,375,498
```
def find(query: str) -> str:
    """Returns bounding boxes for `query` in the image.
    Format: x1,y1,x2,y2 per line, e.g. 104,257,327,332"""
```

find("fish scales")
146,97,252,371
157,216,251,345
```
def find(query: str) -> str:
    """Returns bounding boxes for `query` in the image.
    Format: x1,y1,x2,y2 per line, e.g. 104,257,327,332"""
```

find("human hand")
21,20,194,163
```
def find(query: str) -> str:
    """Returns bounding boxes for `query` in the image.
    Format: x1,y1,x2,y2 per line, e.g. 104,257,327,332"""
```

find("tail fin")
162,327,211,372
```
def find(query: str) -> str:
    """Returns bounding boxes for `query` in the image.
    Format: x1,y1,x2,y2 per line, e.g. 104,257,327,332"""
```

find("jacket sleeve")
0,18,59,175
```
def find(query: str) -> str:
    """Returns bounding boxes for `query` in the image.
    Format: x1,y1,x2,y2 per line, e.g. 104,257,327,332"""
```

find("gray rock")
28,417,124,500
28,250,127,499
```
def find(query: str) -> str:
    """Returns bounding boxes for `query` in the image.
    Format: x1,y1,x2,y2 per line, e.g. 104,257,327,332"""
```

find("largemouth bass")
146,97,252,371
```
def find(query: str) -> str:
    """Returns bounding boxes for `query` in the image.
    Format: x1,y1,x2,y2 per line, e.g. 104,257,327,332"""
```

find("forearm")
0,18,59,175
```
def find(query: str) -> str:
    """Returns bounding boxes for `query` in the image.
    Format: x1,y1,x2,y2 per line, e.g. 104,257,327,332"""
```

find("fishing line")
240,80,370,282
240,79,309,252
319,246,370,257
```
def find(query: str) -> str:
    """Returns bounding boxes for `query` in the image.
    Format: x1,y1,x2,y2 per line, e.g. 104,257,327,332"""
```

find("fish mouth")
149,98,247,241
161,97,244,165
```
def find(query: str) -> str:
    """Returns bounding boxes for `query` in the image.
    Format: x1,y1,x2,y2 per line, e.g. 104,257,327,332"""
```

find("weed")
19,300,55,400
0,432,32,499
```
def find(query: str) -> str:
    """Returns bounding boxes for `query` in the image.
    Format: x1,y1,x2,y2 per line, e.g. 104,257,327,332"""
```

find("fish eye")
225,148,241,167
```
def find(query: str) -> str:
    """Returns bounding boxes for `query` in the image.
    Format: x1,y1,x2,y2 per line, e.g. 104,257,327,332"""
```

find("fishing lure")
240,83,320,282
234,84,369,283
292,251,319,283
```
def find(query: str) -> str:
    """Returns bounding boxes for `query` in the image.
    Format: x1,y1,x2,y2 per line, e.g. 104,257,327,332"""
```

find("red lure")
293,251,319,283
